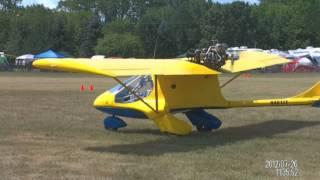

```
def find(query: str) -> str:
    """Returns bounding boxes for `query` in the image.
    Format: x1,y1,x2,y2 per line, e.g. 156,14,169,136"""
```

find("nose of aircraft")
93,91,114,107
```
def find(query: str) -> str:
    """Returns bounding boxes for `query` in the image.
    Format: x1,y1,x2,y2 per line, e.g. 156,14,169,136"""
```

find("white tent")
16,54,34,66
17,54,34,59
91,55,105,60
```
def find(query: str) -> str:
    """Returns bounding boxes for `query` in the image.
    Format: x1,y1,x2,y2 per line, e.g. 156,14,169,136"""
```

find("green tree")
78,15,102,57
201,2,257,48
95,33,145,57
61,11,97,56
97,0,166,22
2,0,320,58
95,19,144,57
285,0,320,48
138,6,177,58
6,5,59,54
58,0,96,12
254,1,291,49
0,0,21,10
254,0,320,49
0,11,10,51
5,5,76,55
138,0,207,58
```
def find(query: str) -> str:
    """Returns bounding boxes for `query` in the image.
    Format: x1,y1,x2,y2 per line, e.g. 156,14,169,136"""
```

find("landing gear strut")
103,115,127,131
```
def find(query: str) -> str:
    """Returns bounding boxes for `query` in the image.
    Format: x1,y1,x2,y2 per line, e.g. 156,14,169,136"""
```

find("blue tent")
34,50,65,59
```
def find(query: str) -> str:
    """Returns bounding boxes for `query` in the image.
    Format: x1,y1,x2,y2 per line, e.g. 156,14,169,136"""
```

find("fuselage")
93,74,320,120
93,74,229,119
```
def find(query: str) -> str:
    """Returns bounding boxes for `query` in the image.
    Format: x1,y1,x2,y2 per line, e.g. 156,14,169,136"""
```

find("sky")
22,0,59,9
22,0,259,9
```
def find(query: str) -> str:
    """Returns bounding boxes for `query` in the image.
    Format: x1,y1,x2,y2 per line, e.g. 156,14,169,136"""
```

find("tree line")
0,0,320,58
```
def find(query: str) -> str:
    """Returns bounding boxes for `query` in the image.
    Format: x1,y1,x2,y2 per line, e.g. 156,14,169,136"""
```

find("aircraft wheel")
211,118,222,130
185,109,222,132
196,126,212,132
107,128,118,131
103,116,127,130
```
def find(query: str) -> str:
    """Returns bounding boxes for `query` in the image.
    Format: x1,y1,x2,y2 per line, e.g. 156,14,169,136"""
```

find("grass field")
0,72,320,180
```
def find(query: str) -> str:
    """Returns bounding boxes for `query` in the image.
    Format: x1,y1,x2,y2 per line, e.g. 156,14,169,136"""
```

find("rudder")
293,81,320,98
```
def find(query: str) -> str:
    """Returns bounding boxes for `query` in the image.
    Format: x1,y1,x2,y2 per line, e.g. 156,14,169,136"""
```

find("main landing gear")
185,109,222,132
103,115,127,131
103,110,222,133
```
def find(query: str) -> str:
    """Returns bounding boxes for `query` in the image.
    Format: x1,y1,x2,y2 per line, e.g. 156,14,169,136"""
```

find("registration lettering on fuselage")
270,100,288,105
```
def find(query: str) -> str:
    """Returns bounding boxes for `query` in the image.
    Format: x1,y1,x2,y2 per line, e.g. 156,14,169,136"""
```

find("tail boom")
227,81,320,108
228,98,320,108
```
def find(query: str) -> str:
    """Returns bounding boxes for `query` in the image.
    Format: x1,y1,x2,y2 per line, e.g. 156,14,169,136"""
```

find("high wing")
221,51,289,73
32,58,218,77
32,51,289,76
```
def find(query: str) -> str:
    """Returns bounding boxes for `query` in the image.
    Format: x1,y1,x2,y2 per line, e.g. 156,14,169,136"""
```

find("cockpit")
109,75,153,103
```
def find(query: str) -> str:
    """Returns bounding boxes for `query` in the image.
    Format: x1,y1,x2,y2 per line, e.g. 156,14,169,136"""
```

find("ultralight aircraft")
32,45,320,135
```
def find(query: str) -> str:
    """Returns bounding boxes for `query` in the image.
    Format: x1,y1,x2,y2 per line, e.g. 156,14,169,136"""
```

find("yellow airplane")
32,51,320,135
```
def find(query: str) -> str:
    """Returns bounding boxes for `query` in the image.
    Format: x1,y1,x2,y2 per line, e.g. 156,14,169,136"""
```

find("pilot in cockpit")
115,75,153,103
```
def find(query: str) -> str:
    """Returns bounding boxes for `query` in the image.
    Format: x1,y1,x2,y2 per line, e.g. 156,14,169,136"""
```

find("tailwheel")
103,115,127,131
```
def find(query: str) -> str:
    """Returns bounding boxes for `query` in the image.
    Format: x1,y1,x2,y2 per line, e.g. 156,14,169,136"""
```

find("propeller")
229,52,239,71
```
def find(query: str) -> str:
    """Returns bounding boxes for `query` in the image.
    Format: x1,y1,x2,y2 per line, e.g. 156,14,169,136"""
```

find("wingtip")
32,59,58,69
32,59,45,69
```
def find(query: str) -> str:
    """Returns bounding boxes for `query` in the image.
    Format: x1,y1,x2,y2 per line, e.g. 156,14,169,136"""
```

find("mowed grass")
0,72,320,180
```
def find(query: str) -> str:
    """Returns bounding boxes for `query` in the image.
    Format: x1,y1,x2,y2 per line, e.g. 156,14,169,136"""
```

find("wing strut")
220,73,242,89
155,75,159,112
113,77,158,113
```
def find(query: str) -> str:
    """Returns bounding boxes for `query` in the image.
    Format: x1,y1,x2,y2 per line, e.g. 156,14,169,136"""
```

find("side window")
114,75,153,103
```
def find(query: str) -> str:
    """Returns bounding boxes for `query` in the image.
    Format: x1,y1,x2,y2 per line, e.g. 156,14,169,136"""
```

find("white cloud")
22,0,59,9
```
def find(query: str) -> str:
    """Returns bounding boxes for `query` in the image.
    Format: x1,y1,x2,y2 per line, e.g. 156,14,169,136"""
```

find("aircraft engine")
187,42,229,70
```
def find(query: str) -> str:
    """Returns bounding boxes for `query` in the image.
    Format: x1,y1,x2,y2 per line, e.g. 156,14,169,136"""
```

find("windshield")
109,76,137,94
110,75,153,103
